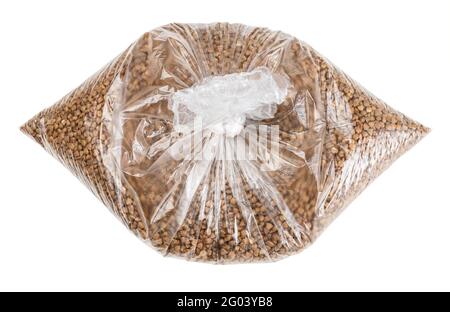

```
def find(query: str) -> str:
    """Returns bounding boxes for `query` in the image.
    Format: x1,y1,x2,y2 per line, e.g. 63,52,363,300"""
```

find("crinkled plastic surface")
170,67,288,136
21,23,429,263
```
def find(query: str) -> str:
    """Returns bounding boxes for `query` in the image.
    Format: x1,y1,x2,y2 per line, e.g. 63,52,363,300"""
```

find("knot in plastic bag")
169,67,289,137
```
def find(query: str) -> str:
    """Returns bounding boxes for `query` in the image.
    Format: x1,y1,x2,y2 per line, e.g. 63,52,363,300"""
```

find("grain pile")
21,23,429,263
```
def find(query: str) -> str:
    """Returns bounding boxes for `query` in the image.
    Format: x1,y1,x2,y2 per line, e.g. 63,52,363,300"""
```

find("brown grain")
21,23,429,263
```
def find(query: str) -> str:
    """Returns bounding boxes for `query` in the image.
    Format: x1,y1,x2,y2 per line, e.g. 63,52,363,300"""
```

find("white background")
0,0,449,292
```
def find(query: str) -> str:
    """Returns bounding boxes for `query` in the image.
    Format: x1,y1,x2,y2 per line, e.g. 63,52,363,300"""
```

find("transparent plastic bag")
21,23,429,263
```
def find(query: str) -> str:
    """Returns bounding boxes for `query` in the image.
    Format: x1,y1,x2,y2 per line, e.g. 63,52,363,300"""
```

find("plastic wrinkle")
170,67,289,137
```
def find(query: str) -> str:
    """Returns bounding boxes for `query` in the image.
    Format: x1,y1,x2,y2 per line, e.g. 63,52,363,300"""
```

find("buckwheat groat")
21,23,429,263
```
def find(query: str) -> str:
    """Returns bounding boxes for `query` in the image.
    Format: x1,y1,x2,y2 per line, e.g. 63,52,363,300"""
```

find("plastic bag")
21,23,429,263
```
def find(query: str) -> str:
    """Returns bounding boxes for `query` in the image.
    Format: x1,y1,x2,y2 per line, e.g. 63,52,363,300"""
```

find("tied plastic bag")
21,23,429,263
